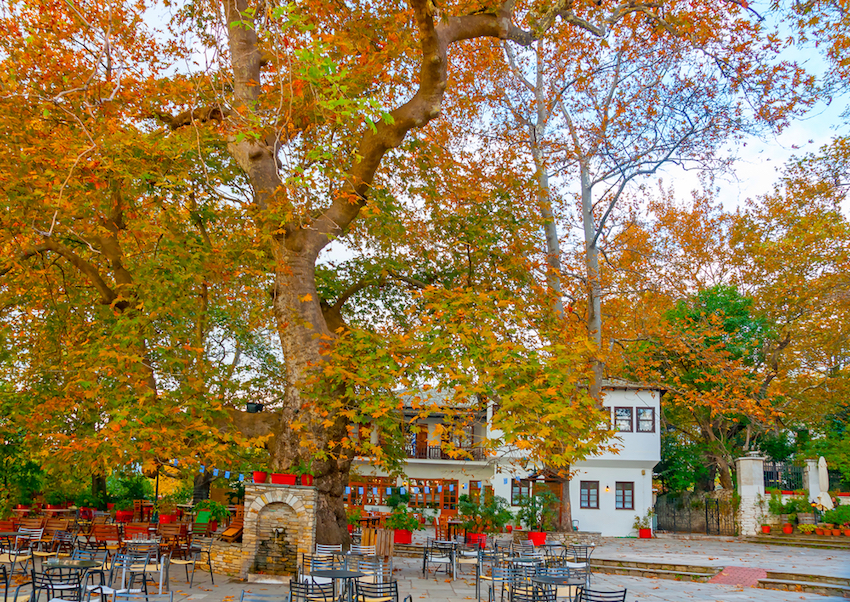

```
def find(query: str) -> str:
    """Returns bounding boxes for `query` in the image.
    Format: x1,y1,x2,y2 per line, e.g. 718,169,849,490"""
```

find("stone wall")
241,483,318,577
205,482,318,578
210,540,244,576
511,531,601,546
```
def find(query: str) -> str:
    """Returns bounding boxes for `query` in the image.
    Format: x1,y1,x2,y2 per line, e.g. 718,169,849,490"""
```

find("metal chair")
314,544,342,555
509,586,557,602
297,554,339,585
32,566,87,602
168,536,214,588
348,544,375,556
575,588,626,602
353,581,413,602
476,563,516,602
455,544,481,576
289,581,334,602
422,540,454,578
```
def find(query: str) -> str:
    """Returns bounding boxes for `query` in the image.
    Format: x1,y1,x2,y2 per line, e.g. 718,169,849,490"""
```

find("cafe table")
531,575,585,602
310,569,364,602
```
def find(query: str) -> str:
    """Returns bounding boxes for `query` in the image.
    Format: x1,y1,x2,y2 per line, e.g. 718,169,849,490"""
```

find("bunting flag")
504,478,509,485
345,487,351,495
400,487,406,495
424,486,430,494
239,474,245,482
224,471,231,479
199,465,205,473
213,468,219,476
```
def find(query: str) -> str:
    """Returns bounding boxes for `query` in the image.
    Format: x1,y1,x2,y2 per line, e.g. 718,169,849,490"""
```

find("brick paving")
708,566,768,587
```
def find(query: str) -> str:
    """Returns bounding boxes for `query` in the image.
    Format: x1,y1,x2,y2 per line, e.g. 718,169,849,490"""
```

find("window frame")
511,479,532,506
614,407,633,432
636,407,655,433
615,482,634,510
579,481,599,509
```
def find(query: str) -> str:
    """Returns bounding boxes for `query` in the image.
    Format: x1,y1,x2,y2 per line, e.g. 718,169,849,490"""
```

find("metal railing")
764,461,805,491
404,443,485,461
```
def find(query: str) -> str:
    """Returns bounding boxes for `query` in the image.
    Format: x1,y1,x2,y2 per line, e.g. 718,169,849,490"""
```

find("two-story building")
348,380,662,536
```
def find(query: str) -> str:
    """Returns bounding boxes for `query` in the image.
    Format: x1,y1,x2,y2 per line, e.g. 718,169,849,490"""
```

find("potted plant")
156,498,177,523
760,523,771,534
797,524,816,536
195,499,230,532
458,493,513,548
633,509,654,539
346,507,363,534
516,490,559,546
385,504,420,544
115,499,135,523
269,469,297,485
294,459,315,486
253,469,268,484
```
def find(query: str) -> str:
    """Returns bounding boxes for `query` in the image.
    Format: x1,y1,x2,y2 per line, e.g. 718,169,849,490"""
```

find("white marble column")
736,452,765,536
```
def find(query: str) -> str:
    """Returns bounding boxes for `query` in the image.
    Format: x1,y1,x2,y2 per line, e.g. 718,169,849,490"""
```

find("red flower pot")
393,529,412,544
761,525,771,534
116,510,134,523
159,514,176,524
107,503,115,510
528,531,547,546
208,520,218,532
467,533,487,549
844,529,850,536
505,525,513,533
816,528,824,535
15,504,29,509
782,525,793,535
300,475,314,486
253,471,268,483
832,529,841,536
347,524,354,534
638,528,652,539
270,473,296,485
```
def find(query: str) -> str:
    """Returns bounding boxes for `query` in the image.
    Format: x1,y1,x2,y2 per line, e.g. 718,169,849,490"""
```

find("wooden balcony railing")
404,443,485,461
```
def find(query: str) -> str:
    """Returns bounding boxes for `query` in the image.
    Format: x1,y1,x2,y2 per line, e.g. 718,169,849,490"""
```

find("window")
579,481,599,509
469,480,481,503
637,408,655,432
614,407,633,432
615,482,634,510
511,479,531,506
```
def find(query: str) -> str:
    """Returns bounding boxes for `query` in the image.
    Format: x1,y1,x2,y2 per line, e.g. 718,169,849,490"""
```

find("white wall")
569,465,654,536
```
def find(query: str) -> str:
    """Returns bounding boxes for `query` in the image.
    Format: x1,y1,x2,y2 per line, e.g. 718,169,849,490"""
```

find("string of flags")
179,459,520,489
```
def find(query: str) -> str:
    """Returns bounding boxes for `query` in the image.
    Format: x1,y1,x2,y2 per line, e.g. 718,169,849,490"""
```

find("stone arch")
240,483,317,577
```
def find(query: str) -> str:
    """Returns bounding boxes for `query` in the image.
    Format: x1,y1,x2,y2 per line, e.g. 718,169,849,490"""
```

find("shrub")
822,505,850,526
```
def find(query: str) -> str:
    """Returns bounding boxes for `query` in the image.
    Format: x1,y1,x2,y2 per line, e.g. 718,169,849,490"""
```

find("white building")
350,380,663,537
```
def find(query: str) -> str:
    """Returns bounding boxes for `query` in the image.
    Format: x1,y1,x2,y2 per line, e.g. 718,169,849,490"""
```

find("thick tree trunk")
91,475,108,509
192,472,217,503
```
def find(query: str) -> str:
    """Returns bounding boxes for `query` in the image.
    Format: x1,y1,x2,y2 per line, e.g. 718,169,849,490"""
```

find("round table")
43,559,100,569
532,575,585,600
0,531,20,537
310,569,364,602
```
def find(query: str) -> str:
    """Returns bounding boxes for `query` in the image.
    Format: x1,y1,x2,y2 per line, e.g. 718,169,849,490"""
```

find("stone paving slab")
173,551,848,602
596,534,850,579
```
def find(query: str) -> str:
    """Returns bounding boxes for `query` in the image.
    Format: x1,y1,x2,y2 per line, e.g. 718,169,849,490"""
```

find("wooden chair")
43,519,70,538
219,506,243,543
123,524,152,542
18,519,45,530
92,525,122,556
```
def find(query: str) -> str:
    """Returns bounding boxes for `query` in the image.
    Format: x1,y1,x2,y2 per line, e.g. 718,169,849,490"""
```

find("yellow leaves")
299,294,313,303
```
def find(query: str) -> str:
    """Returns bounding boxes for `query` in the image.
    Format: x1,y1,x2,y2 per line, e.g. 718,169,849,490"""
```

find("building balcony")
404,443,486,461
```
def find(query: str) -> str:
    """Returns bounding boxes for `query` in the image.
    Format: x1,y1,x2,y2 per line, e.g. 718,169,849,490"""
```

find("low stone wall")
511,531,602,546
211,540,244,576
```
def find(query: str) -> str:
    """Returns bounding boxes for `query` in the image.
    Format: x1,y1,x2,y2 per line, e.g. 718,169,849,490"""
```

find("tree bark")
580,164,605,398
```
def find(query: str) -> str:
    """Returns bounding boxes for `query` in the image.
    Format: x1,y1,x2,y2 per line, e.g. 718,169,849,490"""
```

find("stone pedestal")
736,453,765,536
804,458,819,502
